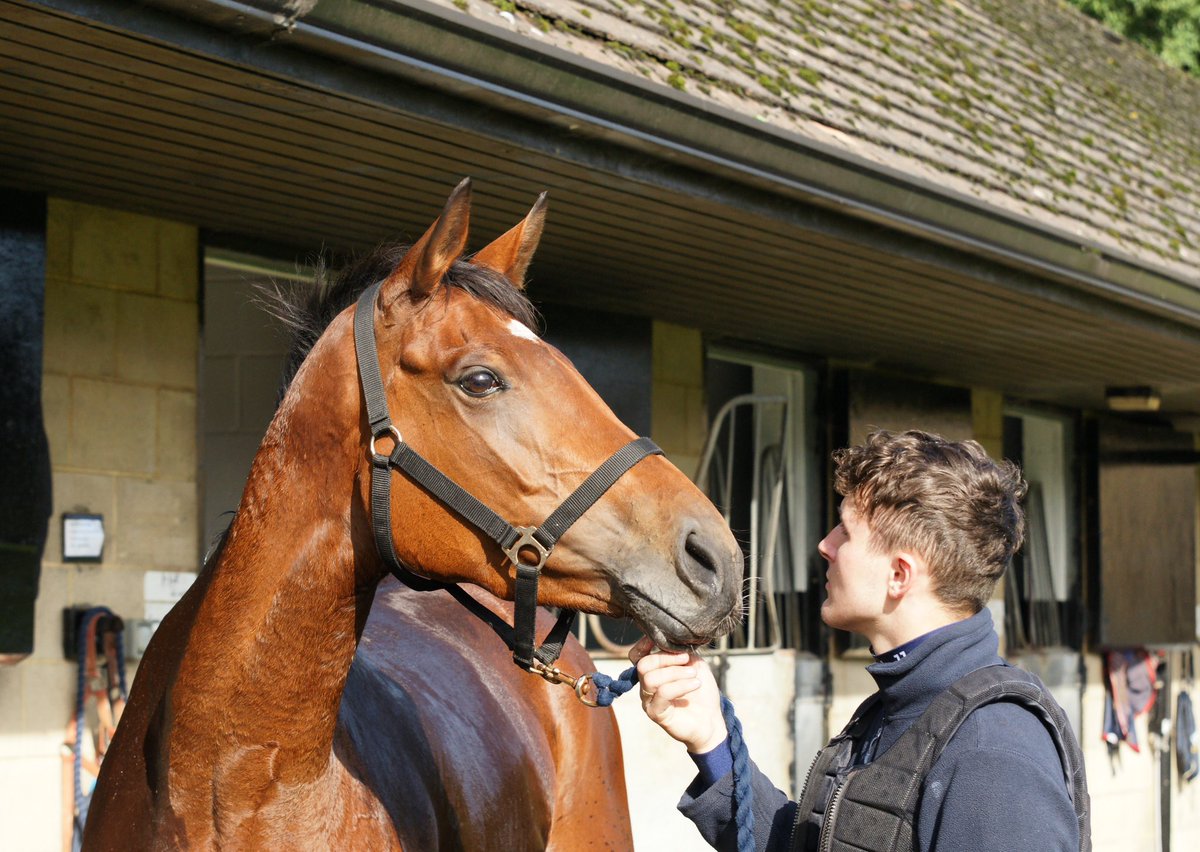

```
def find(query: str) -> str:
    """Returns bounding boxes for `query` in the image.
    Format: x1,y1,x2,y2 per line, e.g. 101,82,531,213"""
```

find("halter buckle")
503,526,551,571
369,425,403,460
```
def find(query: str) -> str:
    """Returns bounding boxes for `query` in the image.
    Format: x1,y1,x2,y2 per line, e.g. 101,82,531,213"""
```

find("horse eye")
458,368,504,397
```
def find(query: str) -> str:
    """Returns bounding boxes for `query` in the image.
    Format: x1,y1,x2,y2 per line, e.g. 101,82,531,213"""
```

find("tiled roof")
427,0,1199,284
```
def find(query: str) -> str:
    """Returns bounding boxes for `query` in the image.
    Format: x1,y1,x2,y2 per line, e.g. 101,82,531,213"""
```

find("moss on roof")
447,0,1199,280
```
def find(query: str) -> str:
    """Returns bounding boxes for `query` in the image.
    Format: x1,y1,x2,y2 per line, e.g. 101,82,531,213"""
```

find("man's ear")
888,553,919,599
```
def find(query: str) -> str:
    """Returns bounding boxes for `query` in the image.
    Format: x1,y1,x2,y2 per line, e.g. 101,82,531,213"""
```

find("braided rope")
590,667,640,707
72,612,91,822
593,665,754,852
72,607,130,827
113,630,129,697
721,694,755,851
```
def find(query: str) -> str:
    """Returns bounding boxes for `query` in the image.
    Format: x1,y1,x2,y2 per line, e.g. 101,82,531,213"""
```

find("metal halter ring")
573,673,599,708
503,526,551,571
369,425,403,459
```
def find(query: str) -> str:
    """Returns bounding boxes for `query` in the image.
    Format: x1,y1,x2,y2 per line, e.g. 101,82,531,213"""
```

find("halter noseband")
353,281,662,697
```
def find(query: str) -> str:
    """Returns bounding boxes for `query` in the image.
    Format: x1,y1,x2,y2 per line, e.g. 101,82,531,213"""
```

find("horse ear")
385,178,472,303
471,192,547,290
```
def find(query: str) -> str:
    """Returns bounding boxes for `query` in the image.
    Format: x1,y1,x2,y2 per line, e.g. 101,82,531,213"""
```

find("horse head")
288,180,743,650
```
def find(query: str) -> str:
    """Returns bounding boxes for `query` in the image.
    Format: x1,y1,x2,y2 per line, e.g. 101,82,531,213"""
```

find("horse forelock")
260,242,540,399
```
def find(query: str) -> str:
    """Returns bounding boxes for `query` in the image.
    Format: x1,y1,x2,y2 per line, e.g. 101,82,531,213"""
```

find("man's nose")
817,533,835,563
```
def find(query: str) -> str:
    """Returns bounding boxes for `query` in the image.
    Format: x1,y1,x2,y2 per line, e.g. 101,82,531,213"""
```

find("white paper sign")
63,515,105,560
144,571,198,620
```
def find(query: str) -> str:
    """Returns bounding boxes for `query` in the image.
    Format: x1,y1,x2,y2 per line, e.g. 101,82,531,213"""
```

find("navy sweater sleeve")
678,759,795,851
917,705,1079,852
691,738,734,787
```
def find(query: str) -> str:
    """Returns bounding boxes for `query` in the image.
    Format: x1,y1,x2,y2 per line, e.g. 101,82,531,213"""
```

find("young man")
632,430,1088,851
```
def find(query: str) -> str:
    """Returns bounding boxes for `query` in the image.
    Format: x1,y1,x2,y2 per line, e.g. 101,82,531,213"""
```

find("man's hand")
629,636,727,754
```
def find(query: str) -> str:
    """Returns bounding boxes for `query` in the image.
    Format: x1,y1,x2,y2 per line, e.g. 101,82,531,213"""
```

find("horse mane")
260,242,541,396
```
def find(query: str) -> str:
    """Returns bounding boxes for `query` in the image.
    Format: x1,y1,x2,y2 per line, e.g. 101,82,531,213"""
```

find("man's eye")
458,368,504,397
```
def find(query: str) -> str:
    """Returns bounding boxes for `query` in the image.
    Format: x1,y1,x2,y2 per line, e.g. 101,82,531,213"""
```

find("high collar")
866,607,1002,719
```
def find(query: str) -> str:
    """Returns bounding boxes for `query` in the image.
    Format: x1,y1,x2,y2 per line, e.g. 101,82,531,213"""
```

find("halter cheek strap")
353,281,662,676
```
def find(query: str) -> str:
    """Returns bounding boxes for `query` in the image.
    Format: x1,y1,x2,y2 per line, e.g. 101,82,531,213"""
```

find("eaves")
84,0,1200,327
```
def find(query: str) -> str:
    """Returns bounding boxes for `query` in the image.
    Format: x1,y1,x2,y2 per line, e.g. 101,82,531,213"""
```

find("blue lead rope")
721,692,755,852
588,666,639,706
73,607,129,841
591,665,755,852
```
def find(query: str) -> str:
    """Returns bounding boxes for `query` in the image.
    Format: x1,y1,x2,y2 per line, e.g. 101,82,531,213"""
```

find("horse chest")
339,607,560,851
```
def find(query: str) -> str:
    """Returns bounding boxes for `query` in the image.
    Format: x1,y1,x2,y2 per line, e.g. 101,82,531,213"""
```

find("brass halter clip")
529,659,600,707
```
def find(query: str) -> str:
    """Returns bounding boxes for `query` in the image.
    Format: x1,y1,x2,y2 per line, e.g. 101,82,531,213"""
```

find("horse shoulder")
540,639,633,851
83,570,207,849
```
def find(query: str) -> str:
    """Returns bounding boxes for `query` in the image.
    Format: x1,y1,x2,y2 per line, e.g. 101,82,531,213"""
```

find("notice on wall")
144,570,198,621
62,513,105,561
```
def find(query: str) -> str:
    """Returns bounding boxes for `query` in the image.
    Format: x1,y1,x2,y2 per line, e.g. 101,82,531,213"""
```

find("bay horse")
82,180,743,850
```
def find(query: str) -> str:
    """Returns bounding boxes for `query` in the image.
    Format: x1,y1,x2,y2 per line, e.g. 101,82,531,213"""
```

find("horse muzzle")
618,532,744,650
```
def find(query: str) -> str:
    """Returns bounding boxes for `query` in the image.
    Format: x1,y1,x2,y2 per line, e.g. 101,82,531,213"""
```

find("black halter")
353,281,662,690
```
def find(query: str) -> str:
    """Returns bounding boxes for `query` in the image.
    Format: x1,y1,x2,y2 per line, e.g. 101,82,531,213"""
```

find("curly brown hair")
833,430,1027,614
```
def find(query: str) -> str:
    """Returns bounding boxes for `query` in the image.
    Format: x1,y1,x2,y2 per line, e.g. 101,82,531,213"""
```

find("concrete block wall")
624,317,710,849
0,199,199,852
651,320,707,478
626,322,798,848
200,266,292,548
971,387,1009,649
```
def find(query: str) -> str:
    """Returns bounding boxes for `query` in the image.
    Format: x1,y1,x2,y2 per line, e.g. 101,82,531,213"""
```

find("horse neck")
166,346,374,792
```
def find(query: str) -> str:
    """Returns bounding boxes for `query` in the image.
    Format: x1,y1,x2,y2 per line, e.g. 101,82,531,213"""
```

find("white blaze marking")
507,319,540,341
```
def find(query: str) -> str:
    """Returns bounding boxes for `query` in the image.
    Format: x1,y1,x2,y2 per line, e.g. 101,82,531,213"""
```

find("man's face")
817,499,894,636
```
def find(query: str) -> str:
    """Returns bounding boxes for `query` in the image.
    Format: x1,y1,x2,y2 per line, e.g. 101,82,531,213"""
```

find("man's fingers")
634,650,693,680
628,636,655,664
639,663,697,694
651,677,701,704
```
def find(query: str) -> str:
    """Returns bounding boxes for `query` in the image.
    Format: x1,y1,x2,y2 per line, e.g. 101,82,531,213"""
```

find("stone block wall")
0,199,199,852
651,320,707,478
200,265,292,548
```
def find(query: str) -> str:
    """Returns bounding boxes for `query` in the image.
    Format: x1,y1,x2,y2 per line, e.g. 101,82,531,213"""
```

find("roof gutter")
73,0,1200,326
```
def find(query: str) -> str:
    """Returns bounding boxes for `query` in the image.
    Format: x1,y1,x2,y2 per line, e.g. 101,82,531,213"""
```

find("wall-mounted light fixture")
1105,386,1161,413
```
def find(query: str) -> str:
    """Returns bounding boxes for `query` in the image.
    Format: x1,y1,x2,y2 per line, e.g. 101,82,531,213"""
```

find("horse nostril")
684,531,721,574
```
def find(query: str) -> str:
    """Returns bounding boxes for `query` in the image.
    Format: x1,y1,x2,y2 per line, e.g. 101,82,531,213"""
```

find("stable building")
2,0,1199,849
